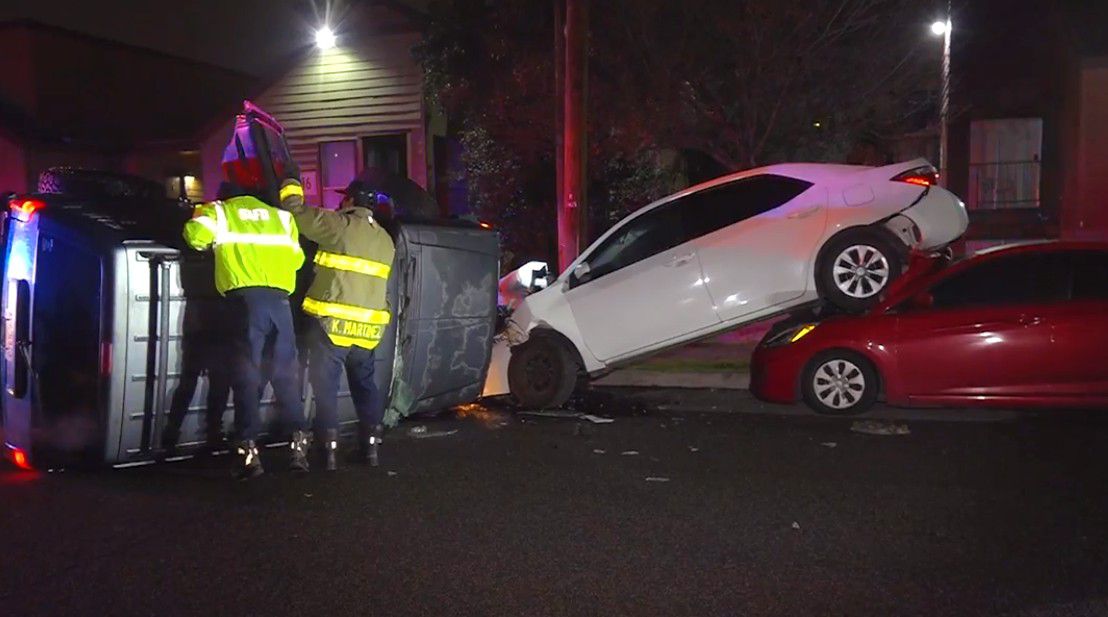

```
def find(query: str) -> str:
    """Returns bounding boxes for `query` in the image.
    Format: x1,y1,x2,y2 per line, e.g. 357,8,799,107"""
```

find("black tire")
800,350,879,416
817,228,905,313
36,167,165,200
508,335,580,409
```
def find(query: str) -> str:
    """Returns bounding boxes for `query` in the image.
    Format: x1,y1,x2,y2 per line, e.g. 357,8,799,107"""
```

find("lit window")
320,141,358,210
968,118,1042,210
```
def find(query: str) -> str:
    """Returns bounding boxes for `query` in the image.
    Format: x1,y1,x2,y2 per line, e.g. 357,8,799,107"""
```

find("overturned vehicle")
1,108,498,469
484,159,969,409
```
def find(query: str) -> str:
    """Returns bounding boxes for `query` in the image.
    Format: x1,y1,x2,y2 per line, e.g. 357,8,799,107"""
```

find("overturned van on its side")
0,170,498,468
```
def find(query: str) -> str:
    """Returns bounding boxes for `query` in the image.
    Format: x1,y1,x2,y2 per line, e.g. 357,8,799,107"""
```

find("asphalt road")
3,389,1108,617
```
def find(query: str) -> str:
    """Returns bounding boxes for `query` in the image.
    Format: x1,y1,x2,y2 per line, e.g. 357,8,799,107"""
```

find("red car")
751,241,1108,414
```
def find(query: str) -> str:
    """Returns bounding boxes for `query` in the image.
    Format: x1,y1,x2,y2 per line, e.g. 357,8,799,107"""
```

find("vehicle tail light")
100,341,113,377
891,166,940,187
479,221,493,230
9,198,44,222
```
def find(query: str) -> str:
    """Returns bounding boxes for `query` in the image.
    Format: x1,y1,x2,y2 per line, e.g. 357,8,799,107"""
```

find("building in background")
0,20,253,199
197,2,453,213
945,0,1108,250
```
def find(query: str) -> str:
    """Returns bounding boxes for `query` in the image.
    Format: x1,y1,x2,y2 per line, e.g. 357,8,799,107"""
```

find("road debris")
645,477,670,482
791,521,801,531
820,442,838,448
518,410,582,419
850,420,911,436
688,446,700,453
304,493,313,498
580,414,614,424
621,450,640,456
408,426,460,439
592,449,607,454
387,471,398,477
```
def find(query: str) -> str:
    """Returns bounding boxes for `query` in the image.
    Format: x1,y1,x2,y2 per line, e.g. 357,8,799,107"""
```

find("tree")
417,0,940,263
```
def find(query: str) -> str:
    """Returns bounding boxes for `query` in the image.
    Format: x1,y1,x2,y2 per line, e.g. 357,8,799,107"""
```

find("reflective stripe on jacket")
182,195,305,295
280,179,396,349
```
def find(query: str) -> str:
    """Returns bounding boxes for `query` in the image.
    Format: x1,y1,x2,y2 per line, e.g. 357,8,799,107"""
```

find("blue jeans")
309,320,384,431
227,287,305,440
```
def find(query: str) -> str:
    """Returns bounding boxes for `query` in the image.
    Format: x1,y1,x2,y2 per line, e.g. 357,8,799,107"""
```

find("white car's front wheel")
507,335,580,409
817,228,904,312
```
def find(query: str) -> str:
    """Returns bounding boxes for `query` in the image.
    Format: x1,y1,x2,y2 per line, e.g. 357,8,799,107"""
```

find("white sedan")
485,159,968,408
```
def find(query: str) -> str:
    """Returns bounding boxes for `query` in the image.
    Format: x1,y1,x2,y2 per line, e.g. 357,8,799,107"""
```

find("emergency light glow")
315,27,336,50
7,444,31,470
9,198,44,222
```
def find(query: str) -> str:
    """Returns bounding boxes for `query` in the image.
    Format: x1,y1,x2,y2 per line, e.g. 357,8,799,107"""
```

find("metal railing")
967,160,1041,210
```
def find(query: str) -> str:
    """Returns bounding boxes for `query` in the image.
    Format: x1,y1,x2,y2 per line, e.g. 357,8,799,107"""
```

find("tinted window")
579,203,684,283
930,253,1070,309
1070,251,1108,300
683,174,813,240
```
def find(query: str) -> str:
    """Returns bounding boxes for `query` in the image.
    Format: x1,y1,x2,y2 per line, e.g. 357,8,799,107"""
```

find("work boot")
158,428,180,461
235,440,263,480
357,424,384,467
320,429,339,472
289,430,310,472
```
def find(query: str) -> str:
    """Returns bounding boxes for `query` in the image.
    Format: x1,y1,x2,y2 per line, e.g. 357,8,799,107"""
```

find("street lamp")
315,26,336,50
931,17,951,186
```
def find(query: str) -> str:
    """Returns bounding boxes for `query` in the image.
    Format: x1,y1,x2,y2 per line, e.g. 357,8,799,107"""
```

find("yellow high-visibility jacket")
182,195,305,295
279,180,396,349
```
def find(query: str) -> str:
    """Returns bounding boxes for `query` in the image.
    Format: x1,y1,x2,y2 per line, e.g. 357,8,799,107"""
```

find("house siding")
201,32,427,203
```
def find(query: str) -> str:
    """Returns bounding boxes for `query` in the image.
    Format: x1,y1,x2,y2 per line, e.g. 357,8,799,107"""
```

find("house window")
320,141,357,210
967,118,1042,210
363,134,408,178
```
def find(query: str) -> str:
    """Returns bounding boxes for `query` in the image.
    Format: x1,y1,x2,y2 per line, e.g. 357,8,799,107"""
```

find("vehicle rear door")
1043,250,1108,397
686,175,823,323
893,252,1069,400
565,200,718,362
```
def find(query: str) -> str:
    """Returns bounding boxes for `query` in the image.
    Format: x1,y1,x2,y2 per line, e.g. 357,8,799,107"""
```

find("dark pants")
228,287,305,441
309,320,384,432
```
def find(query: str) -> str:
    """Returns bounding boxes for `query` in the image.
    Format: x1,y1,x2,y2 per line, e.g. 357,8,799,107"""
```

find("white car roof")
673,158,932,198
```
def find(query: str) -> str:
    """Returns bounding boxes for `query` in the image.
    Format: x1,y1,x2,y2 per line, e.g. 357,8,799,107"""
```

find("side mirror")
572,262,591,284
909,292,934,310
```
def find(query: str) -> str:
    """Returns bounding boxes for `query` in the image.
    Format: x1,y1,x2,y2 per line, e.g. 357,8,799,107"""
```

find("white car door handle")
787,206,820,219
667,253,695,267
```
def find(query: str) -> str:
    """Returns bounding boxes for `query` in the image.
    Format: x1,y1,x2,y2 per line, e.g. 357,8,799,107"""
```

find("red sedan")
751,241,1108,414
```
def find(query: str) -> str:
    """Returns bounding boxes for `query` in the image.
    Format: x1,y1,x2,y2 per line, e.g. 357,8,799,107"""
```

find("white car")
485,159,968,408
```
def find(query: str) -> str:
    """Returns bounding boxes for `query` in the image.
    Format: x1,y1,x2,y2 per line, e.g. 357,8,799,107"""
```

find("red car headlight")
763,323,818,347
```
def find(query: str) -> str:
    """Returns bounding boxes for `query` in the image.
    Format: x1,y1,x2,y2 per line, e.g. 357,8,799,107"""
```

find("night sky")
0,0,343,76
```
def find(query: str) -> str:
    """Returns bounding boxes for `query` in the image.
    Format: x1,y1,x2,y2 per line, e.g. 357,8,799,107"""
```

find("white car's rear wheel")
818,228,904,312
801,351,879,415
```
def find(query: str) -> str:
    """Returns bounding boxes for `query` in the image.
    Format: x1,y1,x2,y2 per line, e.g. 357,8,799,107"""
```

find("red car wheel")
801,350,879,415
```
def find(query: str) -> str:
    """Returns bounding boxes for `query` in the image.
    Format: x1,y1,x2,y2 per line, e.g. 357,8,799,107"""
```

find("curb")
593,369,750,390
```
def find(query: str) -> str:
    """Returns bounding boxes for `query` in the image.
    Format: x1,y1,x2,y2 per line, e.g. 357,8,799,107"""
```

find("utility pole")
557,0,588,273
554,0,565,269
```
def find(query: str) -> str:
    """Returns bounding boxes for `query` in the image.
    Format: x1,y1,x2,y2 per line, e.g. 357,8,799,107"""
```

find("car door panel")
683,177,823,323
894,251,1071,401
566,244,717,362
895,305,1053,399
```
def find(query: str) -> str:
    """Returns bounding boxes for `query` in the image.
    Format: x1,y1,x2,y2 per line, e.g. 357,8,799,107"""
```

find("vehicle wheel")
801,350,879,416
817,228,904,313
507,335,580,409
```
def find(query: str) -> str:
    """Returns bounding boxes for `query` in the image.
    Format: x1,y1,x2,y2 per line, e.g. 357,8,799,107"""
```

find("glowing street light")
315,26,336,50
930,14,952,185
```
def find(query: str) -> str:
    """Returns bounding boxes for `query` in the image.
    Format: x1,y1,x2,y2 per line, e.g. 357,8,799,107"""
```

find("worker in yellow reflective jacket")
183,189,309,480
278,174,396,470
